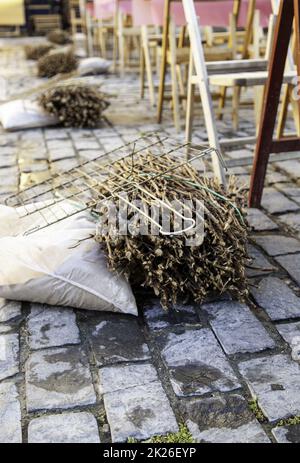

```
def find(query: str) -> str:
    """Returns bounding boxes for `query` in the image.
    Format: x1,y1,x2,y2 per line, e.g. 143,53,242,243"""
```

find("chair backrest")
150,0,271,27
91,0,132,19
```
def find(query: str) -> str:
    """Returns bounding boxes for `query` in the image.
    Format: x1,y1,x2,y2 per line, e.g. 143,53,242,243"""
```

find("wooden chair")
32,14,62,34
157,0,242,132
184,0,297,158
249,0,300,207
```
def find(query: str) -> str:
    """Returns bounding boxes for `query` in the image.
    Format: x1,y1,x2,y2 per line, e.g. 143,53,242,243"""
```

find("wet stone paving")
1,38,300,443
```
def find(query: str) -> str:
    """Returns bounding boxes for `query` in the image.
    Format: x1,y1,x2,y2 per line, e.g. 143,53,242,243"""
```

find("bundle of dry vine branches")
38,82,109,127
24,44,54,60
38,50,78,77
47,29,72,45
95,152,249,309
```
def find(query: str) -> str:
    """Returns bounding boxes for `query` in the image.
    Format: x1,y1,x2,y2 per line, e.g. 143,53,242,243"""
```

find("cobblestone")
183,394,270,443
0,299,21,323
253,235,300,256
0,382,22,443
88,315,150,366
238,354,300,421
261,188,299,214
99,363,178,442
0,333,19,381
157,329,240,396
28,412,100,443
272,425,300,443
203,301,275,354
25,346,96,411
251,277,300,320
276,322,300,348
247,245,277,277
278,212,300,235
27,304,80,350
275,254,300,286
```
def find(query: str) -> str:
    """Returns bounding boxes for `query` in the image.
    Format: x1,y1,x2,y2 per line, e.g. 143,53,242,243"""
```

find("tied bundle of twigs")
95,152,249,309
38,82,110,127
38,50,78,78
47,29,72,45
24,44,54,60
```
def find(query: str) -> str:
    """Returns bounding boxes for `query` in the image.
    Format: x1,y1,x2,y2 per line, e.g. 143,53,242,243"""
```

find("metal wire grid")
5,133,224,235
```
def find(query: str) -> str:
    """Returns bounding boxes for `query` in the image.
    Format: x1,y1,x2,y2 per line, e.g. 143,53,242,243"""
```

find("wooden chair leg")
232,86,240,130
140,42,146,99
142,26,156,106
218,86,227,120
185,49,195,147
169,20,181,132
276,84,290,138
289,87,300,136
254,85,264,135
177,64,186,110
118,12,125,75
113,14,118,72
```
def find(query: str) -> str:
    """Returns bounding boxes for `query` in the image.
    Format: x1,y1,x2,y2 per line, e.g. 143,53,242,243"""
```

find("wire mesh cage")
5,133,225,236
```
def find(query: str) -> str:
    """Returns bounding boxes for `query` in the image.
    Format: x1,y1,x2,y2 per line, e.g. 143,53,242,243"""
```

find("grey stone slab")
276,322,300,347
143,299,199,331
0,299,21,323
0,325,14,334
266,171,288,184
183,394,269,443
44,129,69,140
47,140,73,150
25,346,96,411
99,363,158,395
272,425,300,443
27,304,80,350
0,383,22,443
275,254,300,286
89,315,150,366
79,149,104,161
247,245,277,277
275,160,300,179
49,148,76,161
278,213,300,235
157,329,240,397
254,235,300,257
51,158,79,172
262,188,299,214
28,412,100,443
74,140,99,150
202,301,275,354
0,333,19,381
238,354,300,421
227,149,252,159
251,277,300,320
278,186,300,206
100,364,178,442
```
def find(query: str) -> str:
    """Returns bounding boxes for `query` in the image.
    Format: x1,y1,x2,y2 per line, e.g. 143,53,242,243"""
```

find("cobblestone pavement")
1,38,300,443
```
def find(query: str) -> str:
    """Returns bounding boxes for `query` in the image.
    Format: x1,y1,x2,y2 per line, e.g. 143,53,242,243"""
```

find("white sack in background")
0,202,138,316
78,57,111,76
0,99,58,131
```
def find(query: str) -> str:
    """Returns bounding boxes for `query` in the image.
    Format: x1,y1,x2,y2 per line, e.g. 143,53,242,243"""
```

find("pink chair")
154,0,273,132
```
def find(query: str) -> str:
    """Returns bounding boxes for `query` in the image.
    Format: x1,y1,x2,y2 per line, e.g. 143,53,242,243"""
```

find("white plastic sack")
78,57,111,76
0,202,138,315
0,99,58,131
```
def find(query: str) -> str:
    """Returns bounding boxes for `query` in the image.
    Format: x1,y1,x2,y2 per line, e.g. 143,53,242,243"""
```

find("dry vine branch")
39,82,110,127
38,50,78,77
95,152,249,309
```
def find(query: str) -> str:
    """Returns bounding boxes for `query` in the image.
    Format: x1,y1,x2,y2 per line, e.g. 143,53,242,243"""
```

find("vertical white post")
182,0,226,184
